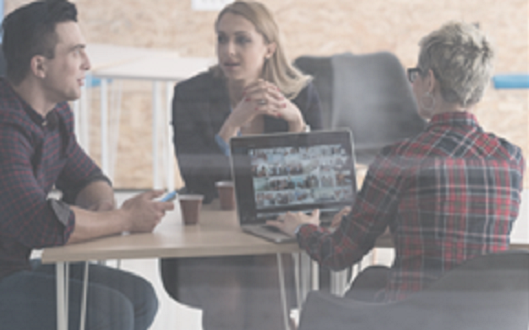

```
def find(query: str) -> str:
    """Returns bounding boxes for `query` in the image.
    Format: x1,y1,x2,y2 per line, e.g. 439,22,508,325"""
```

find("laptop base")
242,224,296,243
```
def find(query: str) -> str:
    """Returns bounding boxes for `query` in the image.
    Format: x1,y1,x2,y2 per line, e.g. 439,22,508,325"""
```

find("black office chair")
0,45,6,77
294,52,426,164
294,52,426,291
298,250,529,330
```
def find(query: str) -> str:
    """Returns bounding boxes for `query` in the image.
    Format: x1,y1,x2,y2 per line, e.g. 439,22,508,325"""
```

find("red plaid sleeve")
297,149,403,270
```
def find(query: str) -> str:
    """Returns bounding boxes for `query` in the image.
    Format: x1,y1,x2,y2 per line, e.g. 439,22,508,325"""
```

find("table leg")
79,261,90,330
56,262,68,330
292,253,302,311
330,268,349,296
276,253,290,330
65,263,69,319
299,253,312,302
311,260,319,291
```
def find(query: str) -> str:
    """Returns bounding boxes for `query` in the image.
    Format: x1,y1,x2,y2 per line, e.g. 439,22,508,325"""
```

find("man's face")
41,21,90,103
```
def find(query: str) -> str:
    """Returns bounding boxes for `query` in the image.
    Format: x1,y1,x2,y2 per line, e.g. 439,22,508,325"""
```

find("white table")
42,194,529,330
42,201,310,330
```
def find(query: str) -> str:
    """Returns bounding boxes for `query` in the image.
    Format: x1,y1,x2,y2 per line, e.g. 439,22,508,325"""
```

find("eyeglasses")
407,67,422,83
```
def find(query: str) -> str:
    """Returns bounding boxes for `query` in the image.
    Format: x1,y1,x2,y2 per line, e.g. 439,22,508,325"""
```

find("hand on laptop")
266,209,320,237
330,206,352,229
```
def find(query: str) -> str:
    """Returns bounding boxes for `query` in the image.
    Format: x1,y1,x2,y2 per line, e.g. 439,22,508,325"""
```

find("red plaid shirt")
297,111,525,301
0,79,109,279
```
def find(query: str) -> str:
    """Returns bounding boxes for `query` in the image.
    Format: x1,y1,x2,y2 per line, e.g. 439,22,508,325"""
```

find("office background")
3,0,528,189
1,2,526,329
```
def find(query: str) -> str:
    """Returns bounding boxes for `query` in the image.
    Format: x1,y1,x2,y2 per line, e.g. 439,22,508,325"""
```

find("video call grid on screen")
249,143,355,220
231,130,357,224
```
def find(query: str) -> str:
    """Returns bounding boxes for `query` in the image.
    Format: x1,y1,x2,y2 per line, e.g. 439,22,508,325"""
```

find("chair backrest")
294,55,334,129
294,52,426,164
299,250,529,330
0,45,6,77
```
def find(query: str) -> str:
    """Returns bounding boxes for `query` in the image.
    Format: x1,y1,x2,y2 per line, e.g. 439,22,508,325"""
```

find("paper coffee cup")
178,194,204,225
215,181,235,210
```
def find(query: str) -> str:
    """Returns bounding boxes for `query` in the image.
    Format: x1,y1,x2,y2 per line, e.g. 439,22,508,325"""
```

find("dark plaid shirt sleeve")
0,101,109,250
296,148,403,270
0,120,74,248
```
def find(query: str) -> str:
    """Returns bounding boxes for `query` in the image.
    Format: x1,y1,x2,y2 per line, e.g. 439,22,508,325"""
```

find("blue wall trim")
493,74,529,89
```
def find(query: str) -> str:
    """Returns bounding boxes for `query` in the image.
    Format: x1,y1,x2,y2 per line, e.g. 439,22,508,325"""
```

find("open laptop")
230,129,358,243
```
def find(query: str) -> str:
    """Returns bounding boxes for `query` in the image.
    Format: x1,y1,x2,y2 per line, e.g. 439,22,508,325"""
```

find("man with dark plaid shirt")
268,21,525,303
0,1,173,329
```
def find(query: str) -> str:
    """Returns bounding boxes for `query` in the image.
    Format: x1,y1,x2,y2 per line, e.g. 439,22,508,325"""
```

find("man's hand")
266,209,320,237
68,190,175,244
120,190,175,233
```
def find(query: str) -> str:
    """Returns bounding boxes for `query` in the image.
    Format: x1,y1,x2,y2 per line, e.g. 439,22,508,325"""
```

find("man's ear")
30,55,48,79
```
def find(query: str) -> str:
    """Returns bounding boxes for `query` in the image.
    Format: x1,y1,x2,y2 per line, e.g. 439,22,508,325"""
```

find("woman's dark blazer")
172,70,323,203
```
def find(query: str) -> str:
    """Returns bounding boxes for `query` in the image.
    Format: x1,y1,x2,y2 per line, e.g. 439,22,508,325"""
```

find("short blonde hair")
212,1,311,99
418,21,495,107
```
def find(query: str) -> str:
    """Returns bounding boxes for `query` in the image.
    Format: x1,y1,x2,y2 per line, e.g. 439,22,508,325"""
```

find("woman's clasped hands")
242,79,301,122
222,79,305,140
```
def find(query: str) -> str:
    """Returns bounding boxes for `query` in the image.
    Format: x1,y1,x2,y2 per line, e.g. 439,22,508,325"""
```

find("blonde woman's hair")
211,1,311,99
418,21,495,107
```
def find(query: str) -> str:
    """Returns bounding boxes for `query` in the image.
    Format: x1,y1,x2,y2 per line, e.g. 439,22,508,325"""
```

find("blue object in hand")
160,190,178,202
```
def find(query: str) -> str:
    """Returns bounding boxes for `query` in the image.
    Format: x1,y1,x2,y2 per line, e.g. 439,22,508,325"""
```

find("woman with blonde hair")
162,1,322,329
172,1,321,204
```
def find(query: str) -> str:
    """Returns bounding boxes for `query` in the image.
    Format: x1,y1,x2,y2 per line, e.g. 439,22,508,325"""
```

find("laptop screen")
230,130,357,225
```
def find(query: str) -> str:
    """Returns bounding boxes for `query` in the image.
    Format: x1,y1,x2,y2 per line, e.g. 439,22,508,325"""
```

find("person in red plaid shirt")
268,21,525,303
0,1,174,329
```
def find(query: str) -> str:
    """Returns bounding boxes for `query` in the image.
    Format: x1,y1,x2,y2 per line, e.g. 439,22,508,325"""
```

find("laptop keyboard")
262,224,281,232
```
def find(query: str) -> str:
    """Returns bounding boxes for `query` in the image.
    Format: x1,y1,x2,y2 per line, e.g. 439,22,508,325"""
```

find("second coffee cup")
215,181,235,210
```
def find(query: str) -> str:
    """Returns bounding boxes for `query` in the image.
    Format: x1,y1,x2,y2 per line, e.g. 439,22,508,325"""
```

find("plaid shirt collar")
427,111,480,130
0,78,58,128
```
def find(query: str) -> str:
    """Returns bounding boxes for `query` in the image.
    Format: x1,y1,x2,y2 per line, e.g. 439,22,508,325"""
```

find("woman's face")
216,12,275,84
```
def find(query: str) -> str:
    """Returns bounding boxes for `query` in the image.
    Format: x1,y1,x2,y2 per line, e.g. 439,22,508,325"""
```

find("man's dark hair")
2,0,77,84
